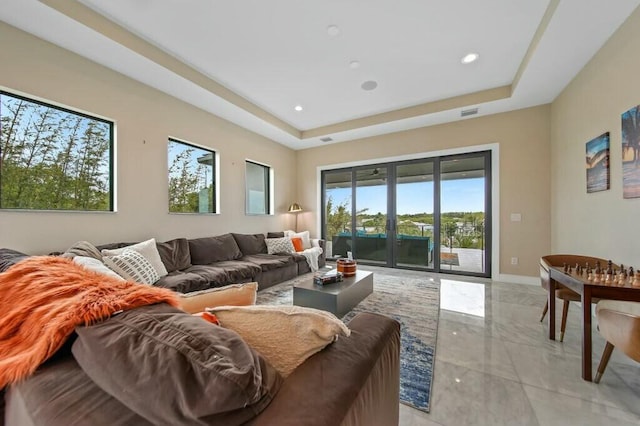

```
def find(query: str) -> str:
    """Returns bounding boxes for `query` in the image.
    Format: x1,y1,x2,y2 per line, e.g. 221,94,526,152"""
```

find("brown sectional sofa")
103,232,325,293
0,232,326,294
3,312,400,426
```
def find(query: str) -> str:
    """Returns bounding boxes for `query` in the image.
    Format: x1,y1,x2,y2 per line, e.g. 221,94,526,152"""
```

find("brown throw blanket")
0,256,179,388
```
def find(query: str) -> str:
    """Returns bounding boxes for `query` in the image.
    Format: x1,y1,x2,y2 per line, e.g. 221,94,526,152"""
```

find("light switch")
510,213,522,222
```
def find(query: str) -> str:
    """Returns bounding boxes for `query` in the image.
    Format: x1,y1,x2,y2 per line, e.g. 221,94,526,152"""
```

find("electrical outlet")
511,257,518,265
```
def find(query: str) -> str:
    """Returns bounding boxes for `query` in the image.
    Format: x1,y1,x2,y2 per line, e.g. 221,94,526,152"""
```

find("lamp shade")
288,202,302,213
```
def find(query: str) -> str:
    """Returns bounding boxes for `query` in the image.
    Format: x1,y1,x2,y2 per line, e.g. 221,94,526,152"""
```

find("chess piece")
563,263,569,273
633,271,640,287
587,268,593,281
604,270,612,284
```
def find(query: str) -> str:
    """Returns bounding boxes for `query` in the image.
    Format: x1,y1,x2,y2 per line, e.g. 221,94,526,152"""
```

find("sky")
327,178,485,214
586,133,609,158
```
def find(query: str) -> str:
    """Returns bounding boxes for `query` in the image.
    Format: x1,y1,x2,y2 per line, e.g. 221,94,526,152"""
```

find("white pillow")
73,256,125,281
103,249,161,285
208,305,351,377
284,230,311,249
265,237,295,254
101,238,167,278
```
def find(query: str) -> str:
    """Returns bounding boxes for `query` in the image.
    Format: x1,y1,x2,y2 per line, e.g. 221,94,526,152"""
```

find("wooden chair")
540,255,617,342
594,300,640,383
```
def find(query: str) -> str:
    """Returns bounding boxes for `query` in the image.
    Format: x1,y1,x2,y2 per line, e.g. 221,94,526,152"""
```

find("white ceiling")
1,0,639,149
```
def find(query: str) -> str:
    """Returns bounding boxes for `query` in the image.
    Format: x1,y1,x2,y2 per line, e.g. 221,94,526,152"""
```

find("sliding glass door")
322,151,491,277
355,167,388,265
394,161,434,268
439,154,490,274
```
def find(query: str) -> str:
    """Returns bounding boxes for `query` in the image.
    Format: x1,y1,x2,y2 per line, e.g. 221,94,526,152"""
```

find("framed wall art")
622,104,640,198
586,132,610,193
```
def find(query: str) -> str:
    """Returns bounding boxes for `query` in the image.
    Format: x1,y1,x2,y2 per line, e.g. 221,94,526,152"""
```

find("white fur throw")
207,305,351,377
299,246,323,272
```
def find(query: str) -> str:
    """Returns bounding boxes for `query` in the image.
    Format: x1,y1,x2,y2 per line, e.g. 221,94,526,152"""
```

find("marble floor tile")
427,360,538,426
504,336,640,413
436,320,520,381
394,272,640,426
399,404,444,426
523,384,640,426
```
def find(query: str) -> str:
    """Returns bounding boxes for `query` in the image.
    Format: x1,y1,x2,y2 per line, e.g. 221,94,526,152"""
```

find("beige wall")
0,22,296,254
550,7,640,265
296,105,551,278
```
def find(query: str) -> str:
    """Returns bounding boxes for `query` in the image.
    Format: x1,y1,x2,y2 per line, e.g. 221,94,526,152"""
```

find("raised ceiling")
1,0,639,149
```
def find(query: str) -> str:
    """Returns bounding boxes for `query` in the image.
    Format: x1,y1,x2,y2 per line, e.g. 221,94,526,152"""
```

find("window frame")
167,137,218,214
245,160,273,215
0,89,115,212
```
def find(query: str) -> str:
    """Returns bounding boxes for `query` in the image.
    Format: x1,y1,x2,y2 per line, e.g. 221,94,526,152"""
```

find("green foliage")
347,210,485,249
0,94,111,210
325,195,351,239
167,141,215,213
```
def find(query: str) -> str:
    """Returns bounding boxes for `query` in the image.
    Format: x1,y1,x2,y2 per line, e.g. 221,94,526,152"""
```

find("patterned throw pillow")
101,238,168,278
265,237,295,254
103,249,161,285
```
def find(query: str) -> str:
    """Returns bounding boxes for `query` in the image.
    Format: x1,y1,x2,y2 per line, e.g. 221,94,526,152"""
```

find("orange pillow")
291,237,304,252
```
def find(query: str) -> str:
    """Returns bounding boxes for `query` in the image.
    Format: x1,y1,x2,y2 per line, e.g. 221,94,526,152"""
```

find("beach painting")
622,104,640,198
586,132,610,193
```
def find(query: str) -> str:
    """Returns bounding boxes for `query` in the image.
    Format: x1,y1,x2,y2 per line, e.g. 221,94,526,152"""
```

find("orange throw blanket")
0,256,179,388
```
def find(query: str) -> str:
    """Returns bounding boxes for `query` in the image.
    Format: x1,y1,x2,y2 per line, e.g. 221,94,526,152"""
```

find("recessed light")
327,25,340,36
461,53,479,64
361,80,378,91
294,105,303,112
349,60,360,69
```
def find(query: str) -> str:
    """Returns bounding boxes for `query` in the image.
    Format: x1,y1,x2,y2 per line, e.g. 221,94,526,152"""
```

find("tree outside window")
0,91,113,211
168,139,215,213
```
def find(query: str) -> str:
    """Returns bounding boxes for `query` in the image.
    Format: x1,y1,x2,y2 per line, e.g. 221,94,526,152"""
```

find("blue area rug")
257,267,440,412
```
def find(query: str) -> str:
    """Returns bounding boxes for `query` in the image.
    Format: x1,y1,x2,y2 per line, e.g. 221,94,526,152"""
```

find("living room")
2,1,640,425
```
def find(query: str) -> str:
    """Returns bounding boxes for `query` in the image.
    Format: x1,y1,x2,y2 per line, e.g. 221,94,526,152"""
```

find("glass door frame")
320,150,492,278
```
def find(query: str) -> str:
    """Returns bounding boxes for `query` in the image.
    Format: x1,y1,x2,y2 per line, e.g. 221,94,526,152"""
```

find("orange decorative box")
336,259,357,277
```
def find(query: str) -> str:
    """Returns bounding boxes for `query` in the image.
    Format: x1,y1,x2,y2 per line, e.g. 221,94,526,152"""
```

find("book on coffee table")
313,269,343,286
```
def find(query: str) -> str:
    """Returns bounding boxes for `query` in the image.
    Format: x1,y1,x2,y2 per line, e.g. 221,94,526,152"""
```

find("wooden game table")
548,266,640,381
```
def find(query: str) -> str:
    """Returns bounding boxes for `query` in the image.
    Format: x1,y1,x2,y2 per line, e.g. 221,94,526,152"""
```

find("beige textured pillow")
103,249,160,284
207,305,351,377
178,282,258,314
265,237,294,254
101,238,168,278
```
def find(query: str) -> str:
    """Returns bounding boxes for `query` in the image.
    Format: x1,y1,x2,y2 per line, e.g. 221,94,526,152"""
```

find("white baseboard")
496,274,539,286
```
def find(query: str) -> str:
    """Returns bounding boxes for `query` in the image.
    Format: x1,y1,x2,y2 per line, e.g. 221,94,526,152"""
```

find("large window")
322,151,491,277
0,91,113,211
168,138,216,213
245,160,271,215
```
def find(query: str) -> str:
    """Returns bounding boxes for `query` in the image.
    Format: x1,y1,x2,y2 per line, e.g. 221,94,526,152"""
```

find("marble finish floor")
358,266,640,426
